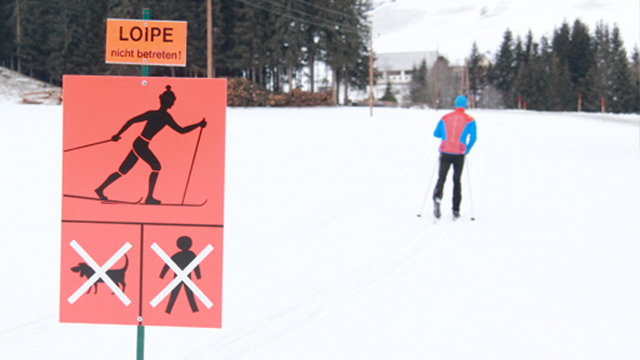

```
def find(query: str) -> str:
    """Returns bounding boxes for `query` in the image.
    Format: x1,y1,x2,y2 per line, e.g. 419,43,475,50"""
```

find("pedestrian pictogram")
68,240,132,306
61,76,225,329
150,237,214,313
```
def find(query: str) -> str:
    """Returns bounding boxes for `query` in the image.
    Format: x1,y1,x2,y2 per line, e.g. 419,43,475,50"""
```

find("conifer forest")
0,1,638,112
0,0,372,94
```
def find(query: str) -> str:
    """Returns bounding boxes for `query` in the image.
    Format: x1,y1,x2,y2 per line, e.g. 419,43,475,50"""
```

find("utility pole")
465,63,470,106
15,0,21,73
369,25,373,117
460,60,470,103
435,58,440,111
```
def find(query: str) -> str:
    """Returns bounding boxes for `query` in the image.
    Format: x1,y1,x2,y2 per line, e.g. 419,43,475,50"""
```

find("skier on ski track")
95,85,206,204
432,95,477,219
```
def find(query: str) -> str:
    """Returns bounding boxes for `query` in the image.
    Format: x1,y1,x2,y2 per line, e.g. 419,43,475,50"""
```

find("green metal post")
136,324,145,360
142,9,150,77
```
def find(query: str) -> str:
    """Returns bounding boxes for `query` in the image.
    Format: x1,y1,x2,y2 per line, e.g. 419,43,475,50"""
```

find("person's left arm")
463,120,477,153
167,115,207,134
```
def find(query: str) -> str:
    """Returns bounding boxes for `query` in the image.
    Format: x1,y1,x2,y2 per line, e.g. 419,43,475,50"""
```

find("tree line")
410,19,640,113
0,0,371,101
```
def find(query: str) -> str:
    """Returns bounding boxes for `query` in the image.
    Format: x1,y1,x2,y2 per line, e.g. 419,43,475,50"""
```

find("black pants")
433,153,465,212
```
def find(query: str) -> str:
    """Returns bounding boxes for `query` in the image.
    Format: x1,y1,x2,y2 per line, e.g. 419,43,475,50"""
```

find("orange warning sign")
106,19,187,66
61,75,225,328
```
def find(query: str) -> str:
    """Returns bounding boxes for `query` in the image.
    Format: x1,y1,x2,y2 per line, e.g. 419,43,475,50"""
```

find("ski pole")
417,156,439,217
182,126,204,205
466,156,476,221
64,139,112,153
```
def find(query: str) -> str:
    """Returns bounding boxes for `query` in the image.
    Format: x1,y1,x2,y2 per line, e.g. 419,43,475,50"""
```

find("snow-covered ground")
0,99,639,359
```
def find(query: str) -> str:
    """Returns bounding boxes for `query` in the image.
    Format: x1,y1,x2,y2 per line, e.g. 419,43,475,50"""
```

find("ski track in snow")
0,318,56,347
226,150,434,263
193,126,480,359
193,155,462,359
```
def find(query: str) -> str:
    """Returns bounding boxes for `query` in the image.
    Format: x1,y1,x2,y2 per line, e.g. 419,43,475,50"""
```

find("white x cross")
67,240,132,306
149,242,214,309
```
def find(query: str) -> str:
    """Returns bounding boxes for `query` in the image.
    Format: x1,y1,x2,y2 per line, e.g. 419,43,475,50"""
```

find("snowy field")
1,102,639,359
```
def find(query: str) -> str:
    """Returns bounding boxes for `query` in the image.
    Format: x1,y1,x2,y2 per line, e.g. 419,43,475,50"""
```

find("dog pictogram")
71,254,128,294
150,237,213,314
67,240,132,306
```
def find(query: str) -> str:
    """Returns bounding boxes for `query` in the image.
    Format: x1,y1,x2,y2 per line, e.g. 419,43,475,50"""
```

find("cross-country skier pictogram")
94,85,206,205
160,236,202,314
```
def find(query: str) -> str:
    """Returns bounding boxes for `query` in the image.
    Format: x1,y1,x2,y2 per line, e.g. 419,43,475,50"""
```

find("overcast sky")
370,0,640,65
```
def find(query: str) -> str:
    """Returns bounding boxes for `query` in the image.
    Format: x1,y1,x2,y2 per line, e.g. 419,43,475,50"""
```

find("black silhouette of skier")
160,236,201,314
95,85,206,204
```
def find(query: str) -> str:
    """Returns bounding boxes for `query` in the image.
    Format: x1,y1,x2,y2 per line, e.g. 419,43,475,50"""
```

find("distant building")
373,51,438,105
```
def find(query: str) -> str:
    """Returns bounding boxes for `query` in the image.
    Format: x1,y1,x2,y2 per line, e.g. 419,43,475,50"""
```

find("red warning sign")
60,222,141,325
61,76,225,225
60,75,225,328
142,226,222,328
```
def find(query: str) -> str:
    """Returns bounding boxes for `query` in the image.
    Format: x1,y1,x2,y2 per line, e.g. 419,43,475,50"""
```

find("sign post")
142,9,151,77
61,15,223,359
139,12,149,357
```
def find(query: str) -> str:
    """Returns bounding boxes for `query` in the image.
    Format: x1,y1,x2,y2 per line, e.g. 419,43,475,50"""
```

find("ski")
64,194,143,205
140,199,208,207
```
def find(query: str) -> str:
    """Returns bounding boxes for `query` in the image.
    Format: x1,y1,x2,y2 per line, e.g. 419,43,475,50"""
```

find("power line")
235,0,362,34
291,0,361,21
258,0,360,31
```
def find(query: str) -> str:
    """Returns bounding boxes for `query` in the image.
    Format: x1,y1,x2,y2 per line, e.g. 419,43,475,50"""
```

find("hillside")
0,66,61,104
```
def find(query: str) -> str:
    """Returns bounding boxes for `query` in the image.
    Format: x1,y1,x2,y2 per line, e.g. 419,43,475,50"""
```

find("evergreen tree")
609,25,636,113
631,47,640,112
379,80,396,103
552,21,571,66
539,35,553,63
582,21,611,112
19,0,54,79
321,0,367,104
513,34,525,67
568,19,595,106
513,33,548,110
210,0,237,78
489,29,517,106
467,41,486,107
409,58,428,106
51,0,109,82
342,41,371,102
272,0,305,91
547,54,574,111
568,19,594,86
342,0,371,102
0,0,14,66
233,0,271,84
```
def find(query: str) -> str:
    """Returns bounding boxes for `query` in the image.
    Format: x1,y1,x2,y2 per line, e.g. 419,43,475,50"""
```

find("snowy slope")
371,0,640,65
0,103,639,359
0,66,60,103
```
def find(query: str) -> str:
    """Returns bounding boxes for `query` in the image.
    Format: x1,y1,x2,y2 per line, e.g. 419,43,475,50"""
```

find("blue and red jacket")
434,108,477,155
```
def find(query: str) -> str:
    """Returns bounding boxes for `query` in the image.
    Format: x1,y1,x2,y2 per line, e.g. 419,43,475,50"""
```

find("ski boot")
433,198,441,219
